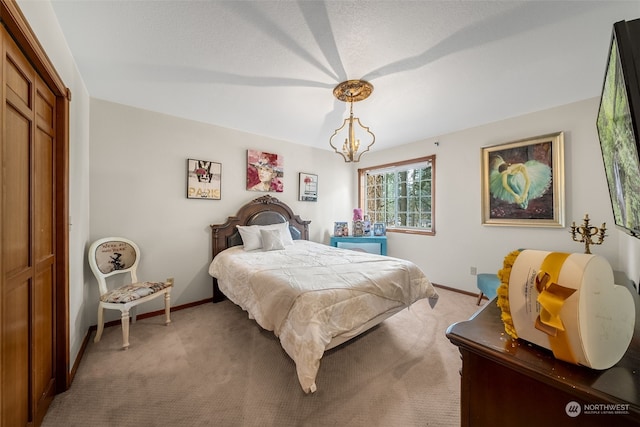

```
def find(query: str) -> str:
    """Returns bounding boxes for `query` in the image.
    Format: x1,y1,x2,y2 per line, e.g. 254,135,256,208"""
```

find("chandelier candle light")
570,213,606,254
329,80,375,162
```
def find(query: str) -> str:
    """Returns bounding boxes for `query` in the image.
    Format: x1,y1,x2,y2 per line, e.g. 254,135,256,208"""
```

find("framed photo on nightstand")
373,223,386,236
353,220,364,237
334,222,348,236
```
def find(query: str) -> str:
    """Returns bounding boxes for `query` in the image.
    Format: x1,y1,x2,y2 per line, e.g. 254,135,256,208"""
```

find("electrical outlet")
470,266,477,276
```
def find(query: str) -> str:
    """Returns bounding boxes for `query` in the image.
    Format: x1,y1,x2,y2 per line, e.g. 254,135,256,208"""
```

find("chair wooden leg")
164,292,171,325
94,305,105,343
476,292,484,306
121,310,130,349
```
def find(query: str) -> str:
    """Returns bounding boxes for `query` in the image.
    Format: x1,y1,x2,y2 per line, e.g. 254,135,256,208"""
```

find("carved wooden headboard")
209,195,311,301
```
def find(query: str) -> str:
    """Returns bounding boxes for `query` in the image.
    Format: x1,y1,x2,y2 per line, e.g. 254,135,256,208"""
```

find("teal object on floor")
476,273,500,305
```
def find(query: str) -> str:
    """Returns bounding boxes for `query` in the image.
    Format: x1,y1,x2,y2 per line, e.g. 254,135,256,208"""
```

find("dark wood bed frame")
210,195,311,302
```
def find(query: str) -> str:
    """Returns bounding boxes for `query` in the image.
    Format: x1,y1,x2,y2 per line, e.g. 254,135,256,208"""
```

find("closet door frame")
0,0,71,393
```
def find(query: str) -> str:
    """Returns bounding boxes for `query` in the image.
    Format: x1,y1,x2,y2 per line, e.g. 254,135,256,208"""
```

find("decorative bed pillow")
236,225,263,250
260,229,286,251
236,222,294,251
267,221,294,246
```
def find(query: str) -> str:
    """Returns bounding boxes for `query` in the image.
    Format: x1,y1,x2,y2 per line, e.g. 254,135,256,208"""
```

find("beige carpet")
42,287,482,427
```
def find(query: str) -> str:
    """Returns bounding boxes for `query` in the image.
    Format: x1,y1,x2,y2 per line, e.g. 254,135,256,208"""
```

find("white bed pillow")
266,221,294,246
236,225,263,251
260,229,286,251
236,222,294,251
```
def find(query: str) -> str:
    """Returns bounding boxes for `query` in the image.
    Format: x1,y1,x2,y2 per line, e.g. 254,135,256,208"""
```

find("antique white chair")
88,237,173,349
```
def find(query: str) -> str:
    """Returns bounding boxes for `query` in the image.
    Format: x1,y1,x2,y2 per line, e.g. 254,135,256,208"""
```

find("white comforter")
208,240,439,393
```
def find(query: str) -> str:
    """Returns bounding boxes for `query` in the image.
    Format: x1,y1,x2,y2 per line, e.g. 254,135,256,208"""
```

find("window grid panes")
361,156,434,234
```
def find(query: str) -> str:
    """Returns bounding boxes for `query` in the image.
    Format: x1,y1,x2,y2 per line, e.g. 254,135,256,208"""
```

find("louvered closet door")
1,25,57,427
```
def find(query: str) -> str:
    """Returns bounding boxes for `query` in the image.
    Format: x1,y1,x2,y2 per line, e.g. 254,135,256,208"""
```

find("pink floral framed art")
246,150,283,192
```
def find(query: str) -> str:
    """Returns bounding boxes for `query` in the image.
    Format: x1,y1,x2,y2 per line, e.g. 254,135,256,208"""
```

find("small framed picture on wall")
187,159,221,200
247,149,284,192
299,173,318,201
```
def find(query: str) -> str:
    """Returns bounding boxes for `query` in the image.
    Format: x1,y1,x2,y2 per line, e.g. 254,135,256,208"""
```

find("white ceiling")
49,0,640,152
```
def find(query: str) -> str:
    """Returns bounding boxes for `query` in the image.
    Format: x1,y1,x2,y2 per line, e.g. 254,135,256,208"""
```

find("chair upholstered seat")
100,281,173,303
476,273,500,305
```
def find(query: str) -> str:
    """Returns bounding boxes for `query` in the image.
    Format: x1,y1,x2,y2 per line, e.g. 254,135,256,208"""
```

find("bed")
208,195,439,393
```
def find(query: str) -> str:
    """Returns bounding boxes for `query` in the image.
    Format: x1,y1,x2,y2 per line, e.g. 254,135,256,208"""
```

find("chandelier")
329,80,375,162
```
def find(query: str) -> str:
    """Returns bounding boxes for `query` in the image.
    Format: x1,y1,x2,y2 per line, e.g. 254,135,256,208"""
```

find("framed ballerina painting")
481,132,565,227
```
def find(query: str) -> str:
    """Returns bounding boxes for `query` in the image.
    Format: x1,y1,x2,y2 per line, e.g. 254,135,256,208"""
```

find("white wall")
89,99,354,322
357,98,623,293
17,0,92,368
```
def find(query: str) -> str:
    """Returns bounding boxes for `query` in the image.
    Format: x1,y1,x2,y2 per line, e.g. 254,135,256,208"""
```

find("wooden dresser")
446,282,640,427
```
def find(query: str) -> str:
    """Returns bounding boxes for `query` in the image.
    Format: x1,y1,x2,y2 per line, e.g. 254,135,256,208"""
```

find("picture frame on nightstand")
373,223,386,236
334,222,348,236
353,220,364,237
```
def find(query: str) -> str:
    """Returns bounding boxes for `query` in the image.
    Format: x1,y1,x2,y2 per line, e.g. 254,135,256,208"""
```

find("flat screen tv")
597,19,640,239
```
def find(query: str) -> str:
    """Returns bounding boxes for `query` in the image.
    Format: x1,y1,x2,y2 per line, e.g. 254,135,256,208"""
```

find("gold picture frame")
481,132,565,227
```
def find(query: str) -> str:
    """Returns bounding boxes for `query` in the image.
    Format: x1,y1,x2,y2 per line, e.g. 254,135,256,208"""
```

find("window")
358,155,435,235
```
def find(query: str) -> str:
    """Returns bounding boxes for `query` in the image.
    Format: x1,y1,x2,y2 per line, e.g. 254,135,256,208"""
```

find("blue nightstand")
329,235,387,256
